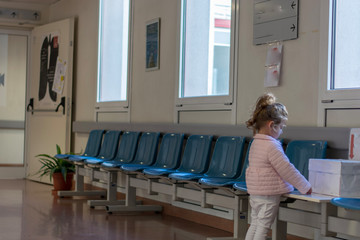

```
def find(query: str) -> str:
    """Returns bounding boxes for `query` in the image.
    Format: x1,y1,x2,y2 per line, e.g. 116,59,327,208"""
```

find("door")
25,18,74,184
0,30,29,179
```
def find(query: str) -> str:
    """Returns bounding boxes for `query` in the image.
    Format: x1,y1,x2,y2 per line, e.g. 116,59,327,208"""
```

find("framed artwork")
146,18,160,71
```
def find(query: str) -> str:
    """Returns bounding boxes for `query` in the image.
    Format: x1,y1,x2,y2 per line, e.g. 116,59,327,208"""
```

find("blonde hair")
246,93,288,135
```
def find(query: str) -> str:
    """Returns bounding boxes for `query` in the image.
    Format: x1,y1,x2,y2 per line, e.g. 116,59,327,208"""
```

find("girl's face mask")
271,121,286,139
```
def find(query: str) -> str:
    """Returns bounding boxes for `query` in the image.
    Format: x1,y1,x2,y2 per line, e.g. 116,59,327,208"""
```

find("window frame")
95,0,133,118
318,0,360,126
174,0,239,110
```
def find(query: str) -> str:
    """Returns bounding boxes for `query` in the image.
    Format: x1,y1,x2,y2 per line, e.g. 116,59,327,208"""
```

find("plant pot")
52,172,74,191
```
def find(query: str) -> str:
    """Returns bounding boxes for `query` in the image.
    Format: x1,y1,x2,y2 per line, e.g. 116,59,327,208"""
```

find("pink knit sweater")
246,134,311,195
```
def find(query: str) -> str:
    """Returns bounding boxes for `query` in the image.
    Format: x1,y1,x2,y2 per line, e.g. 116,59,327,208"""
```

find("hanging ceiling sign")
253,0,298,45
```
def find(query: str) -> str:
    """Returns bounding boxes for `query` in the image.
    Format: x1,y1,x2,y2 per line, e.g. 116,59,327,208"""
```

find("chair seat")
331,198,360,210
169,172,204,181
55,154,72,159
85,157,109,165
233,182,247,192
199,177,237,187
68,155,92,162
143,168,176,176
101,160,126,168
121,164,152,172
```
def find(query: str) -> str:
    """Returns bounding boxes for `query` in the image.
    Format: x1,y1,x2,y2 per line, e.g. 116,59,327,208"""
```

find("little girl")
245,93,312,240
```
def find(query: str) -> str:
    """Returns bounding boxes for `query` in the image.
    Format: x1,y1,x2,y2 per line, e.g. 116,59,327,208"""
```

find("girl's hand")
306,188,312,195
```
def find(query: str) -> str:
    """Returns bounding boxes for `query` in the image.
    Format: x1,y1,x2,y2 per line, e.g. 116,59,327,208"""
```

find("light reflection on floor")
0,179,232,240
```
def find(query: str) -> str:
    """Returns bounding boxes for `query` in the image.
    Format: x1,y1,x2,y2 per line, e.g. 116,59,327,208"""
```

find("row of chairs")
55,129,328,239
56,129,327,199
57,131,244,194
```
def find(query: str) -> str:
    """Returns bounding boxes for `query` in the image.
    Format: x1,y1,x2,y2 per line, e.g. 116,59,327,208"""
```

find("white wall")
236,1,321,127
130,0,179,123
44,0,322,127
0,0,325,155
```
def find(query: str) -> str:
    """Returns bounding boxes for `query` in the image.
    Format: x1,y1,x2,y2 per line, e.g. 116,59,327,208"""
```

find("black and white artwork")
38,33,59,104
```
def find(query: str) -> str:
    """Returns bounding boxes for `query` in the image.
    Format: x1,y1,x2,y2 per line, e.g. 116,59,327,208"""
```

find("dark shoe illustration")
47,35,59,102
38,36,48,101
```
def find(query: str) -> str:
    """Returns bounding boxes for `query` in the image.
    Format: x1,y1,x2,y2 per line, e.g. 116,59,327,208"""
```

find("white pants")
245,194,282,240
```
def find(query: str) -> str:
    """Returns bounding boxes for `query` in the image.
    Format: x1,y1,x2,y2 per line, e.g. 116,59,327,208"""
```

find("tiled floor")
0,179,233,240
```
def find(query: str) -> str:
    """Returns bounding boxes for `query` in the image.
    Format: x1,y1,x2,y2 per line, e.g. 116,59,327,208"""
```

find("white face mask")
271,122,286,138
272,126,282,134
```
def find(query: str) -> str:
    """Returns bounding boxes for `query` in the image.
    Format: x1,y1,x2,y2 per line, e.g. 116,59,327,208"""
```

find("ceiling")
1,0,60,5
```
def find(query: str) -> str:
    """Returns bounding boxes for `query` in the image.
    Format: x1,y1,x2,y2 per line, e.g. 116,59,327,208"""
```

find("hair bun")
256,93,276,109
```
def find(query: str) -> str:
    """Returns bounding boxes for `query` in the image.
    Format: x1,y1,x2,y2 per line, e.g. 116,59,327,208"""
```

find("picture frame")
145,18,160,71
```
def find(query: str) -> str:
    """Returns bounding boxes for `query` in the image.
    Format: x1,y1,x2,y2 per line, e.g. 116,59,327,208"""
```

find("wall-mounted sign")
253,0,298,45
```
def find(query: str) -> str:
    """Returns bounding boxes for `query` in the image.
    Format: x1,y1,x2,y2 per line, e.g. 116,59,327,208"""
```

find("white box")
309,158,360,197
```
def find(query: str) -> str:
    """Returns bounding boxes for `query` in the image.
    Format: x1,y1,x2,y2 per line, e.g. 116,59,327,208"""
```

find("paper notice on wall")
264,65,280,87
52,56,67,94
349,128,360,160
264,42,283,87
265,42,283,66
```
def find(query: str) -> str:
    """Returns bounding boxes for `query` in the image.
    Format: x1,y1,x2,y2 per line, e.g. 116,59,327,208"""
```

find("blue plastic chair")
331,198,360,210
285,140,327,180
69,130,121,163
233,139,328,193
143,135,213,177
120,133,184,172
82,130,123,165
169,136,245,181
101,131,141,168
200,139,252,188
107,132,160,169
55,129,105,159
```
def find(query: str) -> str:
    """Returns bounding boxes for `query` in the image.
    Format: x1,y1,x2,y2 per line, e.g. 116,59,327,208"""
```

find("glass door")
0,30,29,178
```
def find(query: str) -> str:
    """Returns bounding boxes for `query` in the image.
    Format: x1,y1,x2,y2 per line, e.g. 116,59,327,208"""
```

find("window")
177,0,236,104
97,0,131,107
320,0,360,99
330,0,360,90
318,0,360,126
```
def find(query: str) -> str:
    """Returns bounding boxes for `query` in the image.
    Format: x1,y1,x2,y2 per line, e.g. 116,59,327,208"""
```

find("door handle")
26,97,65,115
55,97,66,115
26,98,34,114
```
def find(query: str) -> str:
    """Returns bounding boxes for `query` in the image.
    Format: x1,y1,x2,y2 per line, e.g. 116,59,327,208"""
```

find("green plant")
36,144,75,181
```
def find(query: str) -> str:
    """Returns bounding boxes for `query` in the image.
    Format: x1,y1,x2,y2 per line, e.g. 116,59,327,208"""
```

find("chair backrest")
96,130,122,159
204,136,245,178
83,130,105,157
285,140,327,180
237,139,253,181
113,131,141,163
153,133,185,169
176,135,213,174
131,132,160,165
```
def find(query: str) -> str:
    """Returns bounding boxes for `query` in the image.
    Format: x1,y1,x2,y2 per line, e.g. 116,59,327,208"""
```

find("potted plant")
36,144,75,191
